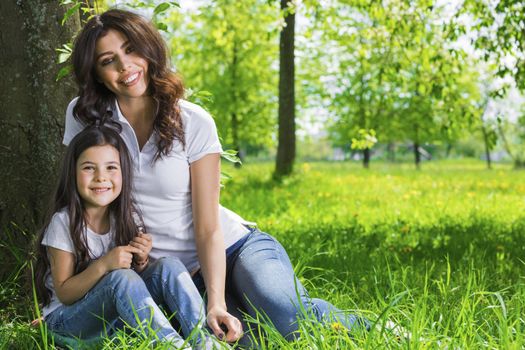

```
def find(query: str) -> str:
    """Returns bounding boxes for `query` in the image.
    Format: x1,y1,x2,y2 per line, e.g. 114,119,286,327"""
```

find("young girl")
33,124,211,348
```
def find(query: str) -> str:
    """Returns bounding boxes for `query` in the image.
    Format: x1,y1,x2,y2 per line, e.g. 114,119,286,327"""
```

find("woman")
63,9,366,346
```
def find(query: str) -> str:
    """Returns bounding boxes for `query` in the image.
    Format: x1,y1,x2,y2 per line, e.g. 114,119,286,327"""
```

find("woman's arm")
48,245,141,305
190,153,243,342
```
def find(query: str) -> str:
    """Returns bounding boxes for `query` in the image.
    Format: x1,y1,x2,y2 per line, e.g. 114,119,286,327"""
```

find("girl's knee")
106,269,143,287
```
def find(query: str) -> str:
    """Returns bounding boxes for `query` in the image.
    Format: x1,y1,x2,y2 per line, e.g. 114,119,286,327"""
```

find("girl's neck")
84,206,110,235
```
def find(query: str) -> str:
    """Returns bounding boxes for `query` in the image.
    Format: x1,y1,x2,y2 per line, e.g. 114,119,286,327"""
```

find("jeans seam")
272,236,303,311
162,275,193,333
147,269,195,334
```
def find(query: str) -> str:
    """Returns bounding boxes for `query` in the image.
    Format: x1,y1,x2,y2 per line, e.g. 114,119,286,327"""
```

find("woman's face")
94,29,150,101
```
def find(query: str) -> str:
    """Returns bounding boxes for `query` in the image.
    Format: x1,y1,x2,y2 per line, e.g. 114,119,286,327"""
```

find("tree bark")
445,143,453,158
0,1,80,231
230,40,242,167
481,126,492,170
274,0,295,179
363,148,370,168
414,142,421,169
387,142,395,162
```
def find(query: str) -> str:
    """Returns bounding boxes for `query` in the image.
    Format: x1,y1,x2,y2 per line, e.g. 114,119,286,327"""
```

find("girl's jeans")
45,257,205,346
193,230,367,344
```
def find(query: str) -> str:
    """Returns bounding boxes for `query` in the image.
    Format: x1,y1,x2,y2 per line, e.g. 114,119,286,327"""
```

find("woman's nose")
118,56,130,73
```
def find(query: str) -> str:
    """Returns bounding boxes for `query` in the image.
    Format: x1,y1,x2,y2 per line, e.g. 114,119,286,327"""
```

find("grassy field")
2,159,525,349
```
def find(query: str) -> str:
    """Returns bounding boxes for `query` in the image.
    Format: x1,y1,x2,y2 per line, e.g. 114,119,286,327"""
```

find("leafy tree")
166,0,279,162
460,0,525,92
311,0,482,168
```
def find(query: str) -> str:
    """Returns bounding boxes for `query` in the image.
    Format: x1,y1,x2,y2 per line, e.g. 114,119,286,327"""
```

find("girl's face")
76,144,122,213
94,29,150,101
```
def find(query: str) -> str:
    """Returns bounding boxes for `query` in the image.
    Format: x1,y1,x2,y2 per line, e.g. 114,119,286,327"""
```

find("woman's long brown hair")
72,9,185,159
34,125,143,306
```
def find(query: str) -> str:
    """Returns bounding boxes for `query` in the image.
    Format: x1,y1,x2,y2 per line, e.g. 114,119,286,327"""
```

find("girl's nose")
94,170,107,181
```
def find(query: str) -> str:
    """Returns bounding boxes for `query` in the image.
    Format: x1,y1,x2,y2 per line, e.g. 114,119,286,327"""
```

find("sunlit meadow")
2,160,525,348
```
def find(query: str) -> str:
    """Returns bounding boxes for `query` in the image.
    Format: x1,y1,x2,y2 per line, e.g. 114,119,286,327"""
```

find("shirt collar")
112,100,132,126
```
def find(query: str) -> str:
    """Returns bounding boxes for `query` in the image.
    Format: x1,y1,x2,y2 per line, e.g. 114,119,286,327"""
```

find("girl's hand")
102,245,141,271
206,305,243,342
129,233,152,263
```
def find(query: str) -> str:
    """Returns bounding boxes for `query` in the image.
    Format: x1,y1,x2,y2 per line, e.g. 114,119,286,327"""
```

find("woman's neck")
84,207,110,235
117,96,156,149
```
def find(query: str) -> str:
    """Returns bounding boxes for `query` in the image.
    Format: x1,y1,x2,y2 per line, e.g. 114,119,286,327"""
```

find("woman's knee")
154,257,187,276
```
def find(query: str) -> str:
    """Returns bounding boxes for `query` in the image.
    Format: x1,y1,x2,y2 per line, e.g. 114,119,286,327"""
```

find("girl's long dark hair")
72,9,185,160
34,125,143,306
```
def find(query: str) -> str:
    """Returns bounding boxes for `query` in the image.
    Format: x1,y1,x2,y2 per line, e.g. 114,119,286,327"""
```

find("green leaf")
156,22,168,32
56,65,73,82
170,1,181,8
221,150,242,164
220,172,232,180
61,3,81,26
56,44,72,64
58,52,71,64
154,2,171,15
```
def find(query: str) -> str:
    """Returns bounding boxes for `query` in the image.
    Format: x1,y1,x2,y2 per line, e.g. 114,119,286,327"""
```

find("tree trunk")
362,148,370,168
387,142,395,162
481,126,492,170
274,0,295,179
230,41,242,167
0,1,80,231
414,142,421,169
231,112,243,167
445,143,453,158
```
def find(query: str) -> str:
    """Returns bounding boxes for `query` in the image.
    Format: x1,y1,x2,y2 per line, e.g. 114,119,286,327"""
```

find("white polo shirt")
63,97,252,272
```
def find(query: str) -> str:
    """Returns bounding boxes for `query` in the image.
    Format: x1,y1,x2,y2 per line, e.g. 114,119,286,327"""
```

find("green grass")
2,159,525,348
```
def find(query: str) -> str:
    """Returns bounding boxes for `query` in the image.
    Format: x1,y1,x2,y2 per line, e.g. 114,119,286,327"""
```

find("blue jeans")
193,230,368,344
45,258,204,347
140,257,206,339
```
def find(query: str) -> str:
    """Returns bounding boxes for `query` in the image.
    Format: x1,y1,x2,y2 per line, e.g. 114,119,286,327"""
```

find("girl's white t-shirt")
41,208,115,318
63,98,253,274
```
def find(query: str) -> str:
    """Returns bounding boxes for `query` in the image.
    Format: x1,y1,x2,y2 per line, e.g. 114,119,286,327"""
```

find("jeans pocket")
44,310,64,332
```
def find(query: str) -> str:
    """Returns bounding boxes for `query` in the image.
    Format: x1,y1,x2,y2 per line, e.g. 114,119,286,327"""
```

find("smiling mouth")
121,72,140,86
91,187,112,193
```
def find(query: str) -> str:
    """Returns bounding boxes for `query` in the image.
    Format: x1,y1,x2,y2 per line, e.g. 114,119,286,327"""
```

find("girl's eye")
126,46,135,54
83,166,95,171
107,165,119,171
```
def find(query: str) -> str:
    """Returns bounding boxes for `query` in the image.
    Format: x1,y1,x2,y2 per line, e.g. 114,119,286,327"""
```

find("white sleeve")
63,97,85,146
185,104,223,163
41,211,75,254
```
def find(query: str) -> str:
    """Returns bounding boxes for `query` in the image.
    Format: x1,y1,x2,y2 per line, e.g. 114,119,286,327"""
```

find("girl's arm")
48,245,141,305
190,153,243,342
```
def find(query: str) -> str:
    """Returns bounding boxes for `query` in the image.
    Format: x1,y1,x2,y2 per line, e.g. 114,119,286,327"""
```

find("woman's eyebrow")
96,40,130,61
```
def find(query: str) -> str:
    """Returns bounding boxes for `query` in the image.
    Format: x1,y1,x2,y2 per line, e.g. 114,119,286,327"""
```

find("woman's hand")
129,233,152,263
207,305,243,342
101,245,141,271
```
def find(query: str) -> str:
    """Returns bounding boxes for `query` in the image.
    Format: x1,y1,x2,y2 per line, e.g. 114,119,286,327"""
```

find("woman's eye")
101,57,113,66
126,46,135,54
